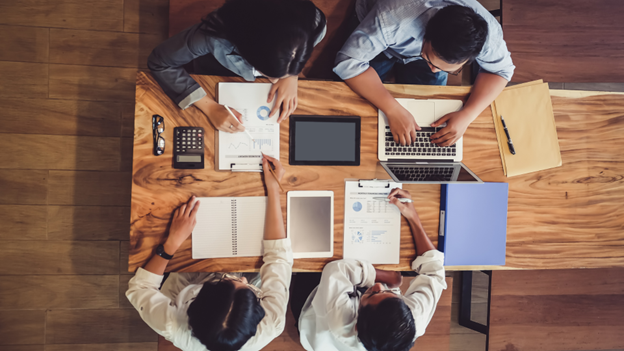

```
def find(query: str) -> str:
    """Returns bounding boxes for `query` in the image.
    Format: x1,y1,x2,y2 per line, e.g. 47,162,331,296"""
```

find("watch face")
156,245,164,255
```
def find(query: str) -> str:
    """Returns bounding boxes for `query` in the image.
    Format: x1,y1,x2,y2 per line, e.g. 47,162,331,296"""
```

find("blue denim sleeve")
474,18,515,81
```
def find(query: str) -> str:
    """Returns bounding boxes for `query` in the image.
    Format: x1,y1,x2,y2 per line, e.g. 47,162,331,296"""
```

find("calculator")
173,127,205,169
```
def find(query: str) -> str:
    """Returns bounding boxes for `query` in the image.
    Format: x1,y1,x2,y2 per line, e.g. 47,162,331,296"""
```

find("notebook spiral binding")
231,199,237,256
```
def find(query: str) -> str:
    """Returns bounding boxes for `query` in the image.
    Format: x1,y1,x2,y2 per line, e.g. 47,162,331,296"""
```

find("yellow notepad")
491,81,562,177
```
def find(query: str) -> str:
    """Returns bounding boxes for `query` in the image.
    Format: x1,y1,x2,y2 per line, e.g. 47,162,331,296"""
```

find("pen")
224,105,255,142
373,197,413,203
500,115,516,155
261,152,284,192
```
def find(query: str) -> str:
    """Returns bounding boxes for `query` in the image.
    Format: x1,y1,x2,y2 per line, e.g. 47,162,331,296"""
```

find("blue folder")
438,183,509,266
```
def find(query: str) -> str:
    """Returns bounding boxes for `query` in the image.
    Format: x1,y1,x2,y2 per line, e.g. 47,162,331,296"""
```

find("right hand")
197,101,245,133
385,104,420,145
388,188,420,222
261,154,284,191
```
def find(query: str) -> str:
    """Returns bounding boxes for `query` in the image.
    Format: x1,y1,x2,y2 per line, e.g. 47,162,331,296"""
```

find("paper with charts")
343,180,403,264
217,82,279,171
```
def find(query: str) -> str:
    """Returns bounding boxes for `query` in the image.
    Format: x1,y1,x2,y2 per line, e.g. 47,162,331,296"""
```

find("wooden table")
129,72,624,272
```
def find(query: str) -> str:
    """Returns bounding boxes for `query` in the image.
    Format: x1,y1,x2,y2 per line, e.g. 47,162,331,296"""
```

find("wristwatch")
156,244,174,260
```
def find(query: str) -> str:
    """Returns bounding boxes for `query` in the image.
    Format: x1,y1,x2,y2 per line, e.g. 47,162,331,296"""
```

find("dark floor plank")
2,346,44,351
120,102,137,137
0,62,48,98
46,344,158,351
0,275,118,310
0,134,122,171
49,64,137,102
46,309,157,344
50,29,163,69
0,0,124,31
0,310,45,345
0,98,122,137
47,171,131,206
48,206,130,241
124,0,169,36
0,25,49,62
2,241,119,275
0,170,48,205
563,83,624,92
120,241,134,275
119,274,134,308
0,205,47,240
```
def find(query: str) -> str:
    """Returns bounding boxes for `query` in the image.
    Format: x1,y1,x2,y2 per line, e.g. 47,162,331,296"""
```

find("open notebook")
192,197,266,258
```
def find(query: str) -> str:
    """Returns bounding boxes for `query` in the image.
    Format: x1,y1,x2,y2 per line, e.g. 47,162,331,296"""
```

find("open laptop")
378,98,482,184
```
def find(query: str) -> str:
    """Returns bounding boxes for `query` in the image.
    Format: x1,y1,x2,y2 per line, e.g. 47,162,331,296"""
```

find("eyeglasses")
418,51,464,76
217,273,264,301
152,114,165,156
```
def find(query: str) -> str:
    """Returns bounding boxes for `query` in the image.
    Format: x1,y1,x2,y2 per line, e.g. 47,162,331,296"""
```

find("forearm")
142,241,179,276
264,187,286,240
344,67,400,113
407,217,436,256
462,72,508,120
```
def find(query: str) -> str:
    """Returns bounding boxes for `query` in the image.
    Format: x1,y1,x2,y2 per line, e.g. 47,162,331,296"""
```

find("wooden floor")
0,0,622,350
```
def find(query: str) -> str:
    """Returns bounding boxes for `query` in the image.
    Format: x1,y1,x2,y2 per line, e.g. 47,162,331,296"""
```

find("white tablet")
287,190,334,258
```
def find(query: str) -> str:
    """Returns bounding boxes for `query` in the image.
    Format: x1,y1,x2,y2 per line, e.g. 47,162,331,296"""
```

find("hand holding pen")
261,153,285,192
386,188,420,222
224,105,256,142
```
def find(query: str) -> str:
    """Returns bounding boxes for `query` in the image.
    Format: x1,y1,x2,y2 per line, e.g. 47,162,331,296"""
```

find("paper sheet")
343,180,402,264
217,82,279,171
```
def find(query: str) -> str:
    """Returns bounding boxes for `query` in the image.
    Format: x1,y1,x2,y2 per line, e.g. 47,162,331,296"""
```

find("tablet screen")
290,116,360,165
288,192,333,258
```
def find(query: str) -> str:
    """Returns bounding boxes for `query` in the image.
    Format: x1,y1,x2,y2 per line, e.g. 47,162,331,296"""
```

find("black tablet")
289,115,361,166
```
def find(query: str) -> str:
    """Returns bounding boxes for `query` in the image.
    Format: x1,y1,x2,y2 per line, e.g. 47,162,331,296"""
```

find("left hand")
429,110,474,147
165,196,200,253
268,76,298,123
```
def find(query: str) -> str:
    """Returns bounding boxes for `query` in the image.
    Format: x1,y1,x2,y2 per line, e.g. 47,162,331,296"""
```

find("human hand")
385,103,421,145
261,153,285,192
429,110,473,146
268,76,298,123
165,196,200,253
196,98,245,133
388,188,420,223
374,268,403,289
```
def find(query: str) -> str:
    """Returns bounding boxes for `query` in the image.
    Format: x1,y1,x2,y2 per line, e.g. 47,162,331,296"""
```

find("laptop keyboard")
384,126,456,157
388,165,454,181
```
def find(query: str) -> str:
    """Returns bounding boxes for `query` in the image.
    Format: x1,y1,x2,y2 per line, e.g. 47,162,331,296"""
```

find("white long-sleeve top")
126,238,293,351
298,250,447,351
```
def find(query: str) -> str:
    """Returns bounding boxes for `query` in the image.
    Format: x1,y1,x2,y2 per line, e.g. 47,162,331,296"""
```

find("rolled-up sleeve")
147,23,211,110
126,267,175,338
475,20,515,81
403,250,447,338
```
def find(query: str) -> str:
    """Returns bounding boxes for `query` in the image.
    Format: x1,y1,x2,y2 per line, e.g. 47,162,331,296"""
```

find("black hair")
423,5,488,64
201,0,326,78
357,297,416,351
187,279,266,351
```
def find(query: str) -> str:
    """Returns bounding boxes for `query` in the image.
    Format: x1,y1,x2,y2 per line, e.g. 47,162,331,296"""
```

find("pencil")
223,105,255,142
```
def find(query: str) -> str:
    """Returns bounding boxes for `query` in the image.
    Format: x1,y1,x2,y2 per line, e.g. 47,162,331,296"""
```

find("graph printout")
343,180,403,264
217,82,280,171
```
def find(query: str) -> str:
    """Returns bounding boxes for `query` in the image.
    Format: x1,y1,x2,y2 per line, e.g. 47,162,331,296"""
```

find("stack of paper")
490,80,562,177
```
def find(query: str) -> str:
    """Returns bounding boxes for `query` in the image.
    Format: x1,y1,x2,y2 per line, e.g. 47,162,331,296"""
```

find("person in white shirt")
296,188,447,351
126,154,291,351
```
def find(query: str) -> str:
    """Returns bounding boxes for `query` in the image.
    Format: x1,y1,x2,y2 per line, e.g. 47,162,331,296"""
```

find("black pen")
500,115,516,155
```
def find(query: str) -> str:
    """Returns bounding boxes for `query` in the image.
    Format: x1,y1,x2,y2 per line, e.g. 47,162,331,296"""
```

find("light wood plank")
0,62,48,98
49,64,137,102
48,206,130,241
0,170,48,205
2,241,119,275
0,275,118,310
46,343,157,351
0,0,124,31
0,25,48,62
124,0,169,35
50,29,163,68
48,171,131,206
46,309,157,344
0,98,121,137
0,310,45,345
0,134,122,171
0,205,47,240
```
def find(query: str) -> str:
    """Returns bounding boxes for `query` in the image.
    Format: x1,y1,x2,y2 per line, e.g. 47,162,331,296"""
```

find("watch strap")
156,244,174,260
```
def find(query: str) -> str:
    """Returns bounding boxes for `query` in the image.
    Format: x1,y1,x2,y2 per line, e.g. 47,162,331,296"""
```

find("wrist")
163,240,180,255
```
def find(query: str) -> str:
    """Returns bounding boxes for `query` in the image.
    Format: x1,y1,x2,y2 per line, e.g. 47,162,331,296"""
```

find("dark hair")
423,5,488,64
187,280,265,351
201,0,326,78
357,297,416,351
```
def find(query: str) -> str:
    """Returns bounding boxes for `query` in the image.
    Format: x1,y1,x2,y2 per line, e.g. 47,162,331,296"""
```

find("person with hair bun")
148,0,327,131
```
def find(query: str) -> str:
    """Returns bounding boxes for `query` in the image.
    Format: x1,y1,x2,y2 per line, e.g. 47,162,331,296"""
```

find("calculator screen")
177,155,202,162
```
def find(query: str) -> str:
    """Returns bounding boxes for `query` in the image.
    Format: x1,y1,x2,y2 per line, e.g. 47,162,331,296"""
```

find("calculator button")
198,133,202,137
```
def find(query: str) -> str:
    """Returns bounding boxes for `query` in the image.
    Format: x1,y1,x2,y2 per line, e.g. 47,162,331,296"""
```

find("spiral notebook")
192,197,267,259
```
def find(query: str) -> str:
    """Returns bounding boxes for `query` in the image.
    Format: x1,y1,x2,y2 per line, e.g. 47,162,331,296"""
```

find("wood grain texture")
49,28,163,69
0,62,48,98
119,274,134,308
0,205,47,240
0,170,48,205
48,171,132,206
0,310,45,345
0,275,118,310
129,72,624,272
489,269,624,351
0,0,124,31
2,346,44,351
411,277,453,351
502,0,624,82
48,206,130,241
46,343,158,351
124,0,170,36
0,25,49,62
2,241,119,275
49,64,138,102
46,309,157,344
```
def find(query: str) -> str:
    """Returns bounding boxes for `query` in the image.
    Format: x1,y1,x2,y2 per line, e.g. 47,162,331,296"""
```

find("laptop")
378,98,482,184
